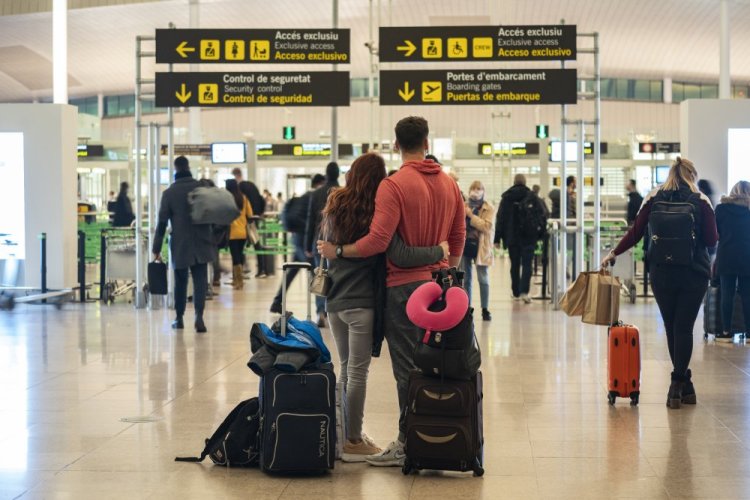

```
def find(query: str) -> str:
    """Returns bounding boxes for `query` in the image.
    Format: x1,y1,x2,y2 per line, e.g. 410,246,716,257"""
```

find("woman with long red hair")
321,152,446,462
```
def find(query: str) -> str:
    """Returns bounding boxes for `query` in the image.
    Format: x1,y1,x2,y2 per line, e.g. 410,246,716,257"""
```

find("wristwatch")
335,245,344,258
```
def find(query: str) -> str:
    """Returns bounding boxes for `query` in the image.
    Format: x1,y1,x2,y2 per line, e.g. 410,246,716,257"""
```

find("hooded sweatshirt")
353,159,466,287
716,194,750,277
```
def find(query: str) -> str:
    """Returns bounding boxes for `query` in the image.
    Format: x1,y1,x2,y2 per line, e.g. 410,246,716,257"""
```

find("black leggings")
229,239,245,266
650,268,708,377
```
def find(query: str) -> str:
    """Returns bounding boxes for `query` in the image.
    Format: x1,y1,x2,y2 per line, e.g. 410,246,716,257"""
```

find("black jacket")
716,196,750,277
627,191,643,224
239,180,265,216
112,193,134,227
304,179,339,252
496,184,535,248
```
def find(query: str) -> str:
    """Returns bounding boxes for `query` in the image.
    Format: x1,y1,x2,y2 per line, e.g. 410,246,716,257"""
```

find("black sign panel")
159,144,212,156
379,69,577,106
155,72,350,108
156,29,350,64
638,142,680,154
379,25,576,62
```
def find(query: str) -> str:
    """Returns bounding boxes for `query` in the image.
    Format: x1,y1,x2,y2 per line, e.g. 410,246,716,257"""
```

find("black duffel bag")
412,268,481,380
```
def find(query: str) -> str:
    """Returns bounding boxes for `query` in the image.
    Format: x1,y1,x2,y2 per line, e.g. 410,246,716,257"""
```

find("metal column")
330,0,339,162
576,120,585,275
134,36,146,308
592,33,602,266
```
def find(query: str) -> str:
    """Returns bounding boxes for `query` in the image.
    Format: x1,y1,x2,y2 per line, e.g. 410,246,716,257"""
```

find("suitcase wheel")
629,392,640,406
607,391,617,406
473,458,484,477
401,458,413,476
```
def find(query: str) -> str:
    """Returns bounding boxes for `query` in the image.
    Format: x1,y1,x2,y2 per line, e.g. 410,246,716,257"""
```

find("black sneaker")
171,317,184,330
715,332,734,343
482,308,492,321
270,302,282,314
195,317,207,334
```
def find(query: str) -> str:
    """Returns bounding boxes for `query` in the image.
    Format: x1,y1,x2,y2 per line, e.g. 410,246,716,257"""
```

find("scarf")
468,197,483,212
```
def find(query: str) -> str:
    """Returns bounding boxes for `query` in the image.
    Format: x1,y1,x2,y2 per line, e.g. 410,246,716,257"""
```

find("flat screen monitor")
655,166,669,184
0,133,25,259
728,129,750,192
211,142,246,164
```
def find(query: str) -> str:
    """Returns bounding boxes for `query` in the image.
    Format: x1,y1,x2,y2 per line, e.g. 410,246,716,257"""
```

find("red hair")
322,153,386,244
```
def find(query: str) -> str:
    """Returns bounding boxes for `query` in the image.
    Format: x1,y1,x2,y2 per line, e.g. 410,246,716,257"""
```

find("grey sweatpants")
385,281,429,443
328,308,375,441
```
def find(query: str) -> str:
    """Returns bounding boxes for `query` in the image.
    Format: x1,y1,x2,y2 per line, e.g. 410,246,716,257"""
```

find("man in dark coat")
496,174,544,303
304,161,340,326
112,182,135,227
626,179,644,225
153,156,214,333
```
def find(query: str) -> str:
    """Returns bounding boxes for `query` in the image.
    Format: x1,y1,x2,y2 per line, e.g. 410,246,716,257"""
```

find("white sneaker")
364,440,405,467
511,294,521,301
521,293,532,304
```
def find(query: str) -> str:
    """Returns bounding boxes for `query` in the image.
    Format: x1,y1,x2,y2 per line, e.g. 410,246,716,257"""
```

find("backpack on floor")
174,397,261,467
647,193,698,267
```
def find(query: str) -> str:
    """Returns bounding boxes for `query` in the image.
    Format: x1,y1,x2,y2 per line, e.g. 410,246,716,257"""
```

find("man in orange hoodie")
319,116,465,467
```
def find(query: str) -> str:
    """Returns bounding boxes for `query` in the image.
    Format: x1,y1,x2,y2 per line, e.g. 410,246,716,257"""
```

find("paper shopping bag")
582,270,621,326
560,272,590,317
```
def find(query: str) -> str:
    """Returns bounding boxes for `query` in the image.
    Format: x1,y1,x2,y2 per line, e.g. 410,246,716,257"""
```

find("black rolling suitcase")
258,262,336,474
402,370,484,477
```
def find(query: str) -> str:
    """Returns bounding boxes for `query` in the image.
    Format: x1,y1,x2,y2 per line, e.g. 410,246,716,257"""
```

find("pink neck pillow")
407,282,469,332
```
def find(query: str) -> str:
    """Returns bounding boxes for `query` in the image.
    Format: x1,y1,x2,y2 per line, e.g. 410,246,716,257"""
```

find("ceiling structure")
0,0,749,102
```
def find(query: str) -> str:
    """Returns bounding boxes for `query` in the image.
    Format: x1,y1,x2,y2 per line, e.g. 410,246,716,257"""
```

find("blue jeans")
461,255,490,309
719,274,750,333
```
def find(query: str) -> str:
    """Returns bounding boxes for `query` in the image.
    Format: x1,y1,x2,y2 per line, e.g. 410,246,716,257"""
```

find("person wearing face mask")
462,181,495,321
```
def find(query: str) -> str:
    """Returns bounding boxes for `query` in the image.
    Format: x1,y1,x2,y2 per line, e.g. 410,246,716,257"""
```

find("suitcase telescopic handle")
282,262,313,271
280,261,314,337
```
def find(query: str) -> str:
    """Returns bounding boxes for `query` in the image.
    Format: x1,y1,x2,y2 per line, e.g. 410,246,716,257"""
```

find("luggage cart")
101,228,146,304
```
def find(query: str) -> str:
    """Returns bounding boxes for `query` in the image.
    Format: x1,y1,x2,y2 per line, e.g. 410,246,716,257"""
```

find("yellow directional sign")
421,81,442,102
198,83,218,104
447,37,467,58
398,81,415,102
200,40,220,60
422,38,442,58
176,41,195,58
225,40,245,60
250,40,270,61
175,83,192,104
396,40,416,57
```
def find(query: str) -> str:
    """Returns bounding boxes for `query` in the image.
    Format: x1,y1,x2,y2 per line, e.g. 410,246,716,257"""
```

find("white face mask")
469,189,484,200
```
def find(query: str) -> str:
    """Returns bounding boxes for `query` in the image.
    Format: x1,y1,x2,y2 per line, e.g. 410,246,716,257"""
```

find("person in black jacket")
602,157,717,409
715,181,750,342
112,182,135,227
305,161,340,327
269,173,326,314
625,179,643,225
232,168,267,277
496,174,544,303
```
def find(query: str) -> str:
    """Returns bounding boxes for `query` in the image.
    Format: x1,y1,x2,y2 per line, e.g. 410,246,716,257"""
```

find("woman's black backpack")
175,398,261,467
648,192,699,267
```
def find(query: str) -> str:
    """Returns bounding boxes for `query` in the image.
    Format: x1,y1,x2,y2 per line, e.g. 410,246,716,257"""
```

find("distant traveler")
532,184,550,217
602,157,717,409
263,189,277,212
549,175,577,218
496,174,547,303
153,156,214,333
224,179,254,290
112,182,135,227
626,179,643,225
319,152,445,462
698,179,717,208
305,161,341,327
232,168,267,278
318,116,465,467
461,180,495,321
276,192,285,213
269,173,326,314
715,181,750,342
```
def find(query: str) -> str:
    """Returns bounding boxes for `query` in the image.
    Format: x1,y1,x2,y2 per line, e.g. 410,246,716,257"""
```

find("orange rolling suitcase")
607,323,641,406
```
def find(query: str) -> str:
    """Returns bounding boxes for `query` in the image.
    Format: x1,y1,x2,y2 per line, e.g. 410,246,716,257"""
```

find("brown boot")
233,265,244,290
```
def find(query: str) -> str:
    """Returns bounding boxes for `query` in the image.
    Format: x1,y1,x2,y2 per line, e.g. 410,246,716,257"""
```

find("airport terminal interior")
2,0,750,498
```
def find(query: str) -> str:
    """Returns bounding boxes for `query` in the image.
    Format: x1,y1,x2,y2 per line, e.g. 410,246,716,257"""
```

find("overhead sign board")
155,29,350,64
379,69,577,106
155,71,350,108
256,143,355,157
379,25,576,62
477,142,540,157
160,144,212,156
638,142,680,154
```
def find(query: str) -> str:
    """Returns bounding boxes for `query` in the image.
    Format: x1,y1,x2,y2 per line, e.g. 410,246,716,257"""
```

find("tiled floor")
2,260,750,499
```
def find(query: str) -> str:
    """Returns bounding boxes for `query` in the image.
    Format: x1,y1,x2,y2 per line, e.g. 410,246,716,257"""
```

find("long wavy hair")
323,152,386,244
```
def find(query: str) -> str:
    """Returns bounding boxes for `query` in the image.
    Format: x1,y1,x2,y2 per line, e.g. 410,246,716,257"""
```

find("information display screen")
728,129,750,192
655,166,670,184
211,142,246,164
0,133,25,259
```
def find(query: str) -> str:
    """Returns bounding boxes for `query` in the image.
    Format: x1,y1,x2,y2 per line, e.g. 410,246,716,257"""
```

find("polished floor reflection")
2,260,750,499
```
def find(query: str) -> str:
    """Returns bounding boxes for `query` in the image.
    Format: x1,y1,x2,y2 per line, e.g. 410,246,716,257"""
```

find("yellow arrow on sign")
398,81,415,102
175,83,192,104
397,40,416,57
176,41,196,58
